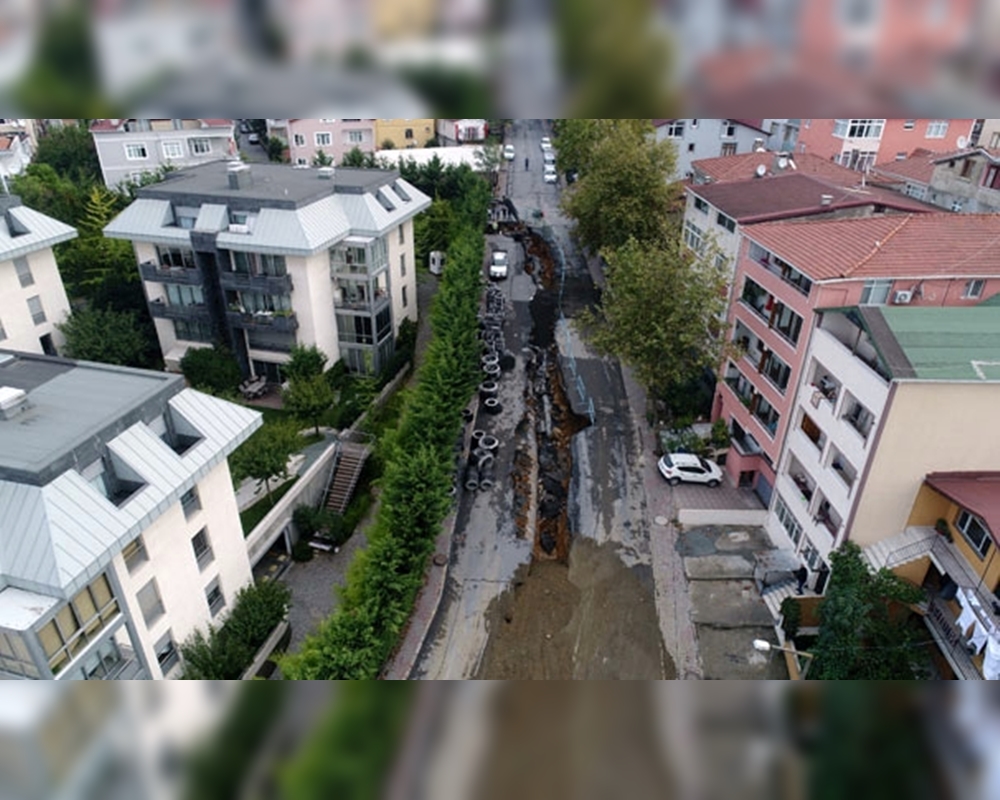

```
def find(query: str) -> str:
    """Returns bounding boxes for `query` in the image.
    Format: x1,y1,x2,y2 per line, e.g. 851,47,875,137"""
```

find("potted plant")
935,518,953,541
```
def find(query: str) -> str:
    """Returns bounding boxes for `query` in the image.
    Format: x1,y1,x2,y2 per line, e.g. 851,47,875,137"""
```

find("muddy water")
476,231,674,680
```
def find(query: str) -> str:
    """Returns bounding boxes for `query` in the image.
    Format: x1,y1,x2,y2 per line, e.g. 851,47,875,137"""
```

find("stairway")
324,442,370,514
761,579,801,621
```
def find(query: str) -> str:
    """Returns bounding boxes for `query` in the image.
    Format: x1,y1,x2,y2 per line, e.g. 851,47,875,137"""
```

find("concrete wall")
94,124,236,188
850,382,1000,551
387,218,418,329
0,246,72,355
110,458,253,678
375,119,436,149
659,119,765,180
287,251,339,364
926,157,1000,213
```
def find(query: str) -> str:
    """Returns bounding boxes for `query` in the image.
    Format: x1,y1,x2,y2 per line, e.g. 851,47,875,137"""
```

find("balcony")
829,447,857,491
333,288,391,314
139,260,203,285
219,270,293,295
227,310,299,332
748,245,813,297
148,298,211,321
813,497,842,539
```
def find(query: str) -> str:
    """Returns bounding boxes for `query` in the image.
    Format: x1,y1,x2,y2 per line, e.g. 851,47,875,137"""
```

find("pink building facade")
714,214,1000,505
271,118,377,165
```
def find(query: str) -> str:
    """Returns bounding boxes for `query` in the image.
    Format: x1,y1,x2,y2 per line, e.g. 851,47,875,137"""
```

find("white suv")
657,453,723,487
490,250,509,280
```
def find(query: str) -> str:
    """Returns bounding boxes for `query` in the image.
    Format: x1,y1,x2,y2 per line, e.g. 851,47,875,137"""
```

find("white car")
540,136,551,150
247,132,260,144
657,453,723,487
489,250,509,280
543,167,558,184
503,144,515,160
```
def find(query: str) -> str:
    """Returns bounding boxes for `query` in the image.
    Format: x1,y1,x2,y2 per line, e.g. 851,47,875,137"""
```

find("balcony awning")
926,472,1000,545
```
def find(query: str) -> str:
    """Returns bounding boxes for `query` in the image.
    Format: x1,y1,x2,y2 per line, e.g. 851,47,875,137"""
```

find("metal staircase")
324,441,370,514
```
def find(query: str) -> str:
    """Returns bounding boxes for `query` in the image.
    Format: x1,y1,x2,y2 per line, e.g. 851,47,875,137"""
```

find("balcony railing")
219,270,293,295
149,299,211,321
139,260,203,285
333,291,390,314
750,252,813,297
227,310,299,332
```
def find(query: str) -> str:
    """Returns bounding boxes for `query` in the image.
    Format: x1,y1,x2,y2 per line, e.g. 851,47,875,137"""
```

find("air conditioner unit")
893,290,913,304
228,223,250,234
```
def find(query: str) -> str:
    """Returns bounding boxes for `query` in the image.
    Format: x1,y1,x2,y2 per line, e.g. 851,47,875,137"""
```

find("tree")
180,347,241,396
229,422,301,501
809,541,927,680
283,375,335,436
560,120,680,253
579,236,728,403
381,138,396,150
341,146,378,168
10,163,86,227
57,307,152,367
473,142,503,187
285,344,328,382
311,148,334,167
33,123,103,185
413,198,457,268
266,137,286,163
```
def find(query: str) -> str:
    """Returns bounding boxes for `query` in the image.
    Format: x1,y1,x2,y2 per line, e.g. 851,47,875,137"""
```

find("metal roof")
0,205,77,262
103,198,192,247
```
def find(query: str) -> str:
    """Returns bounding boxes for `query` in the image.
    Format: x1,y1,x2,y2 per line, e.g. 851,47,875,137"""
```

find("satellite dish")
957,135,969,149
755,164,767,177
777,156,789,169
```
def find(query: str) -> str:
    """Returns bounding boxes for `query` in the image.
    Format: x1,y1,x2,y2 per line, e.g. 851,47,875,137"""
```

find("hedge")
280,216,486,679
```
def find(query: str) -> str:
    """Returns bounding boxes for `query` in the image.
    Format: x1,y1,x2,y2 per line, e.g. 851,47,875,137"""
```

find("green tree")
381,138,396,150
341,146,378,168
33,123,103,184
57,308,153,367
413,198,457,267
312,148,334,167
809,541,927,680
473,142,503,187
266,136,287,162
553,118,621,178
229,422,301,501
560,120,680,253
65,185,138,293
283,374,335,436
285,344,328,382
10,163,86,226
580,236,728,402
180,347,241,395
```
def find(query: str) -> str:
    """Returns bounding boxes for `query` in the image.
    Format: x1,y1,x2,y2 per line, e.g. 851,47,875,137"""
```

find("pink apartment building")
715,213,1000,506
268,119,376,165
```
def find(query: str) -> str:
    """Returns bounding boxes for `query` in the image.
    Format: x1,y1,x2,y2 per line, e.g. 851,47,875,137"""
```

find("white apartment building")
104,161,431,379
0,350,261,680
90,119,237,189
0,195,77,356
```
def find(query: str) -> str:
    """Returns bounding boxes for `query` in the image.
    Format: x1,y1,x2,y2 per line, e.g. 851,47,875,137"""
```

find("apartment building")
375,118,436,149
436,118,488,145
0,350,262,680
0,195,77,356
875,147,1000,214
90,119,237,189
715,213,1000,512
267,119,377,165
689,150,862,186
654,118,770,179
0,133,31,181
795,118,977,170
104,161,431,379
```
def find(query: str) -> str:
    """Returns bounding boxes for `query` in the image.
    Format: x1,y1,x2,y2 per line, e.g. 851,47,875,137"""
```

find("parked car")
540,136,551,150
543,167,558,184
489,249,509,280
657,453,723,487
503,144,515,160
247,132,260,144
543,149,556,165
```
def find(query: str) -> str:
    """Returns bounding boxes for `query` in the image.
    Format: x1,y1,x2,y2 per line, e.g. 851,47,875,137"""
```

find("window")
693,196,709,213
205,579,225,617
956,510,991,558
687,143,695,153
0,316,6,342
402,285,408,308
753,395,780,436
716,212,736,233
960,160,975,179
399,224,405,244
722,122,737,138
774,494,803,546
772,303,803,346
761,351,791,393
157,245,196,269
991,132,1000,150
122,536,148,574
841,396,874,440
400,253,406,277
165,283,204,307
859,279,892,305
162,141,183,159
181,487,201,518
191,528,214,569
714,252,728,271
405,128,414,139
926,120,949,139
125,143,148,160
904,183,926,200
662,121,685,138
801,538,822,570
293,133,305,146
27,295,45,324
137,579,165,627
0,630,40,678
683,220,705,253
348,130,364,144
903,120,916,130
174,319,213,342
189,138,211,155
37,574,119,676
296,157,307,165
14,256,33,287
895,152,908,160
315,132,332,147
964,279,985,299
154,631,179,675
833,119,885,138
721,142,737,156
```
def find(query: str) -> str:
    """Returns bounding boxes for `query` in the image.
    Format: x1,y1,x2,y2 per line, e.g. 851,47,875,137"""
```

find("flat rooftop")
0,352,183,485
138,161,401,209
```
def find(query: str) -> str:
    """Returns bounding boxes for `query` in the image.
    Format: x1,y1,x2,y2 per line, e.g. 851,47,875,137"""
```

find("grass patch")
241,477,300,536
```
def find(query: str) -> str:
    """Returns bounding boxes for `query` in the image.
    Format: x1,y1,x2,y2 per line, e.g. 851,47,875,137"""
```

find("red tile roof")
688,172,936,223
925,473,1000,543
744,213,1000,281
692,151,867,186
872,148,940,185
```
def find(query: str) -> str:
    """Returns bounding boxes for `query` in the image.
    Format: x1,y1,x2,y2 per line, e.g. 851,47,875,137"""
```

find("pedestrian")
794,566,808,595
525,157,529,170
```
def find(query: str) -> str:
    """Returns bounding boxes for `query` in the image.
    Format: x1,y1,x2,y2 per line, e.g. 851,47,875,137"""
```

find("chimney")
0,386,29,421
317,166,335,180
820,194,834,206
227,161,252,190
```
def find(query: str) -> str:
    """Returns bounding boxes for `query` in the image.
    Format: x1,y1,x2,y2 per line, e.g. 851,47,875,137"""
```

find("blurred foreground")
2,0,999,117
1,681,997,800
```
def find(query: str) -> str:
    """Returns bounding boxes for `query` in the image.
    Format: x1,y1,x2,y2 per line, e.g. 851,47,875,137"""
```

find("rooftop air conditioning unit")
893,290,913,304
228,223,249,234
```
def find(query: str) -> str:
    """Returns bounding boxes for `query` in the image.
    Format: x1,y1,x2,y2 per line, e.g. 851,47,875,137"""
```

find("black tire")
707,479,720,488
471,429,486,443
481,435,499,452
479,381,499,398
499,353,516,371
668,477,681,486
483,397,502,415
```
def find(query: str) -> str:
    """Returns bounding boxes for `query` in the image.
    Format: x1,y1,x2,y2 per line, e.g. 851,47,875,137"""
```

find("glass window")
27,295,45,324
663,121,685,137
125,143,148,160
348,130,364,143
957,510,991,558
859,279,892,305
165,283,204,307
137,579,165,627
189,138,211,155
315,132,332,146
181,487,201,518
683,220,705,253
191,528,213,569
122,537,148,574
154,631,179,675
694,196,709,213
293,134,305,146
14,256,33,287
0,630,40,678
205,579,225,617
36,574,119,675
716,212,736,233
400,253,406,277
774,494,803,546
162,141,183,159
174,319,213,342
926,120,949,139
405,128,414,139
402,285,408,308
157,246,196,269
964,279,985,299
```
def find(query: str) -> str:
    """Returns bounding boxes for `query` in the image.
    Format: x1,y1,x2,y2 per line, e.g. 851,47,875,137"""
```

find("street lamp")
753,639,816,680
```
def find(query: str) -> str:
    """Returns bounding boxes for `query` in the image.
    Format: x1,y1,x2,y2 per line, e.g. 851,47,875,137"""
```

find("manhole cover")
432,554,448,567
654,516,669,527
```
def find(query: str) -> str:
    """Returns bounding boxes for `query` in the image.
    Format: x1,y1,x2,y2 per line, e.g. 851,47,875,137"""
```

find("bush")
780,597,802,641
291,539,315,562
181,347,242,395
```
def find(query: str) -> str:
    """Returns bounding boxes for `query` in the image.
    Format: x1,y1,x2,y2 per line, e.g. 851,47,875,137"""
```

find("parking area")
671,478,768,527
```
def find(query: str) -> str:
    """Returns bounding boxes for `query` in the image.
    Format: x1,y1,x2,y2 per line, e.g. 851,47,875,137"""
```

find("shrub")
181,346,242,395
780,596,802,641
291,539,315,562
